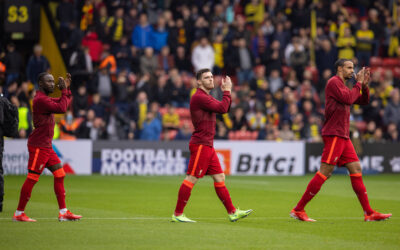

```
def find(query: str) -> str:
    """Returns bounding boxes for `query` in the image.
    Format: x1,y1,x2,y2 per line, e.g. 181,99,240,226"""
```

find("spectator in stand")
384,122,399,142
151,16,169,53
248,109,267,131
99,48,117,75
26,44,50,88
112,36,132,72
60,22,84,62
90,93,107,119
315,39,337,78
140,47,158,75
383,88,400,128
168,72,189,108
368,8,384,57
303,114,322,142
290,41,308,82
114,71,132,114
362,120,376,142
337,27,356,60
59,111,81,140
174,46,192,74
268,69,283,94
175,120,193,140
11,96,31,138
273,22,290,52
81,28,103,64
91,66,112,99
56,0,76,43
212,34,224,75
262,40,283,76
162,103,180,131
151,73,169,106
356,20,374,66
131,12,153,50
4,43,23,86
252,28,268,64
106,7,124,44
231,107,248,131
234,37,255,85
291,113,305,140
191,36,215,72
157,46,174,73
124,8,138,37
250,65,268,91
279,120,295,141
72,85,88,118
77,109,107,140
80,0,94,32
140,110,162,141
93,5,108,43
245,0,265,27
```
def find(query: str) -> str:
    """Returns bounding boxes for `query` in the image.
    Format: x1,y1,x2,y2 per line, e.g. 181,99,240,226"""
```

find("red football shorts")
28,146,61,174
321,136,359,166
186,144,223,178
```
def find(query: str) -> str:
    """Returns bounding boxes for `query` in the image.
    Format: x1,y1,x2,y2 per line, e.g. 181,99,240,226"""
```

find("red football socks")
350,173,374,215
174,180,194,216
54,176,66,209
214,181,236,214
294,171,327,211
17,176,38,211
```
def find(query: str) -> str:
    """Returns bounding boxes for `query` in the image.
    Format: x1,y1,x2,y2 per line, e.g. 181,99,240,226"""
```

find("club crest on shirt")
334,157,338,162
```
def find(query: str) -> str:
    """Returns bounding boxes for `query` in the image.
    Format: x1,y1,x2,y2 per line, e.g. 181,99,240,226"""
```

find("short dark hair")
334,59,352,72
196,68,211,80
37,72,49,83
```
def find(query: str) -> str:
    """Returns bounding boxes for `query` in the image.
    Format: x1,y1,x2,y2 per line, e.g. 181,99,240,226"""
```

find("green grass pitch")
0,174,399,249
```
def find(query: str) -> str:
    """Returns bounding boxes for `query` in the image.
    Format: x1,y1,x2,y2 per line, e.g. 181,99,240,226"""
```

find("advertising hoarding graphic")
215,149,231,175
305,143,400,174
3,140,92,175
99,148,186,175
214,141,305,175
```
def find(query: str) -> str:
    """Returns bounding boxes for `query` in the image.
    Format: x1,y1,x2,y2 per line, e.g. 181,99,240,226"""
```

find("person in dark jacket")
0,94,19,212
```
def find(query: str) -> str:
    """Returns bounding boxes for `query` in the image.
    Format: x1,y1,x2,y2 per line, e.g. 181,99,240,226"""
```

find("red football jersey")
189,88,231,147
322,76,369,139
28,89,72,148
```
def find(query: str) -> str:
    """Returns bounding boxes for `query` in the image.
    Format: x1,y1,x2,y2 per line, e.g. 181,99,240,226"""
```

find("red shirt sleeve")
197,91,231,114
37,89,71,114
327,79,362,105
354,85,370,105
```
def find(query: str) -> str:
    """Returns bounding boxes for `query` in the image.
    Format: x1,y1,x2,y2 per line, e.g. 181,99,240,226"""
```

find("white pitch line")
0,216,396,221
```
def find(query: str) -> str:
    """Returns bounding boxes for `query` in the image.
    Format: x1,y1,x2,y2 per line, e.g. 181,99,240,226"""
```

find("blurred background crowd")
0,0,400,143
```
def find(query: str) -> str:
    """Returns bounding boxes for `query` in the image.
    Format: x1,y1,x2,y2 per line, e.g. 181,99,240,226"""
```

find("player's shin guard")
174,180,194,216
350,173,374,215
294,171,327,211
214,181,236,214
17,173,39,211
53,168,66,209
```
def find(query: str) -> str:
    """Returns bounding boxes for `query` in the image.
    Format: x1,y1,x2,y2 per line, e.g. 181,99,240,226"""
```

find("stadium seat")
382,58,400,68
369,57,383,67
176,108,191,119
355,121,367,133
228,131,236,140
159,107,167,115
393,67,400,79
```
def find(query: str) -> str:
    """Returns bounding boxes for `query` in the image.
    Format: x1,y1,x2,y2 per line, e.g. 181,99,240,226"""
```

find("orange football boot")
290,209,316,222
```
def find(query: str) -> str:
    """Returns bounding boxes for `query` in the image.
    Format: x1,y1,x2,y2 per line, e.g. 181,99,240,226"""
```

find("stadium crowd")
0,0,400,142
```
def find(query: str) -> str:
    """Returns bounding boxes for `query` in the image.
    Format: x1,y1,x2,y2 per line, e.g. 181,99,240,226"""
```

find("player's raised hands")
362,67,370,87
58,77,66,90
355,67,365,84
221,76,232,92
65,73,71,89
